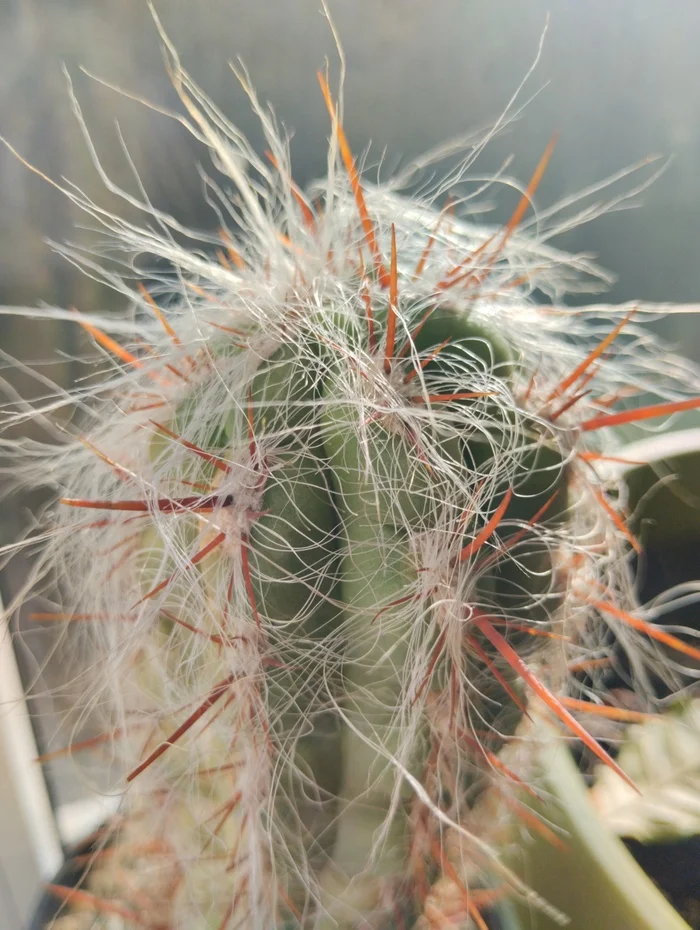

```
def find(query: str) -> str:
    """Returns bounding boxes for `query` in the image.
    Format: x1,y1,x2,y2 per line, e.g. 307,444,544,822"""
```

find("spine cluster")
4,24,700,930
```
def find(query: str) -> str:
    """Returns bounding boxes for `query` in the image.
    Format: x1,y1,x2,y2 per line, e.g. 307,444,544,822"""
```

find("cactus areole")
6,16,700,930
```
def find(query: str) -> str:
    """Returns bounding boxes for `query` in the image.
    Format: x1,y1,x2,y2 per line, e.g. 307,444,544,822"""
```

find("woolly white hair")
3,7,700,930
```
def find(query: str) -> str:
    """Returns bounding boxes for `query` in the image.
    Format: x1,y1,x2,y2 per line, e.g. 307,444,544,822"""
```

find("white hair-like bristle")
3,14,700,930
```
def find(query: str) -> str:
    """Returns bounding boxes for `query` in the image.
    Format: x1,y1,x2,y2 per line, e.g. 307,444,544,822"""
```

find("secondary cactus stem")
316,507,418,927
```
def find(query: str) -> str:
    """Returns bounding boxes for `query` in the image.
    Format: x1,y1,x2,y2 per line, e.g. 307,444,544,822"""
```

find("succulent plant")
5,13,700,930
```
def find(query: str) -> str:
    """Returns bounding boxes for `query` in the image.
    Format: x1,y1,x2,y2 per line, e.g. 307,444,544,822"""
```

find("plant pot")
28,830,105,930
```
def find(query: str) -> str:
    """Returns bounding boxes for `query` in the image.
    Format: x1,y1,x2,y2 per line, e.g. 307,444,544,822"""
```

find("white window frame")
0,615,63,928
1,600,121,929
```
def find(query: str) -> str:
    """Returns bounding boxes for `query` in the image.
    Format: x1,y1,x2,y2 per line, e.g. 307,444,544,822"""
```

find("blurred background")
3,1,700,321
2,0,700,924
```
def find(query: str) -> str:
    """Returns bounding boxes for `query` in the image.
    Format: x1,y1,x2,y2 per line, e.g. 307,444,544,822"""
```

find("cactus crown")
4,15,700,930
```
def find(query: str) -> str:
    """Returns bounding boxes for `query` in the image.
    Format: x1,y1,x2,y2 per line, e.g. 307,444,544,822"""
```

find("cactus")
4,16,700,930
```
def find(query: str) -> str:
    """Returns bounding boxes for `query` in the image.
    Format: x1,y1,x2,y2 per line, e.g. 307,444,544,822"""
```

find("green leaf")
590,701,700,843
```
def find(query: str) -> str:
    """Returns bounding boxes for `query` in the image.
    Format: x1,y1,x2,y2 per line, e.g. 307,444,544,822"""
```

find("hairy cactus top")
4,15,700,930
